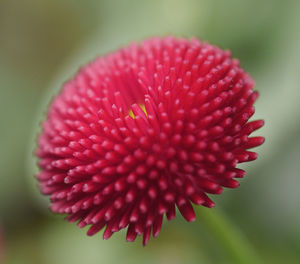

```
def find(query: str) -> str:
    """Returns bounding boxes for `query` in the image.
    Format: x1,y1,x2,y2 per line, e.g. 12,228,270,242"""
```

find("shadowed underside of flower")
37,37,264,245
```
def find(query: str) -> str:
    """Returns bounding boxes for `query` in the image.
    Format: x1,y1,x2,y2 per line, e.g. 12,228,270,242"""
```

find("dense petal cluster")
37,37,264,245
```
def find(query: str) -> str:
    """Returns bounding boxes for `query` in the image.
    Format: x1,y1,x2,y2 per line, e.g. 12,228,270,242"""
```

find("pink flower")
37,37,264,245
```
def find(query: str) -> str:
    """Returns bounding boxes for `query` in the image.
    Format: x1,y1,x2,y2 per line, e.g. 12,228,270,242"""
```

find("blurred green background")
1,0,300,263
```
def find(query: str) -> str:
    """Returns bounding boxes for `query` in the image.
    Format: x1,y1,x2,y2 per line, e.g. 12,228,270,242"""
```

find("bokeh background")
1,0,300,263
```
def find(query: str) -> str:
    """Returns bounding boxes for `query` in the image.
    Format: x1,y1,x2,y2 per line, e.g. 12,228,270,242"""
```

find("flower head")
37,37,264,245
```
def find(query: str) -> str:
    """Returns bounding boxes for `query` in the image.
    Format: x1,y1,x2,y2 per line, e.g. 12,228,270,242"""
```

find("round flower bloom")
37,37,264,245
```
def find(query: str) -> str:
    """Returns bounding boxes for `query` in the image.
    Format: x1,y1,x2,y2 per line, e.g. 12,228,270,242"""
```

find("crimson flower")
37,37,264,245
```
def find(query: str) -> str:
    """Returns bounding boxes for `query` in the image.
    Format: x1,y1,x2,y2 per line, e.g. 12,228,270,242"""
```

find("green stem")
195,206,261,264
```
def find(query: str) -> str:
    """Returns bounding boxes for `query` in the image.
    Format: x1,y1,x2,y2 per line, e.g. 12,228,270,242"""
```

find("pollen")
129,104,148,119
